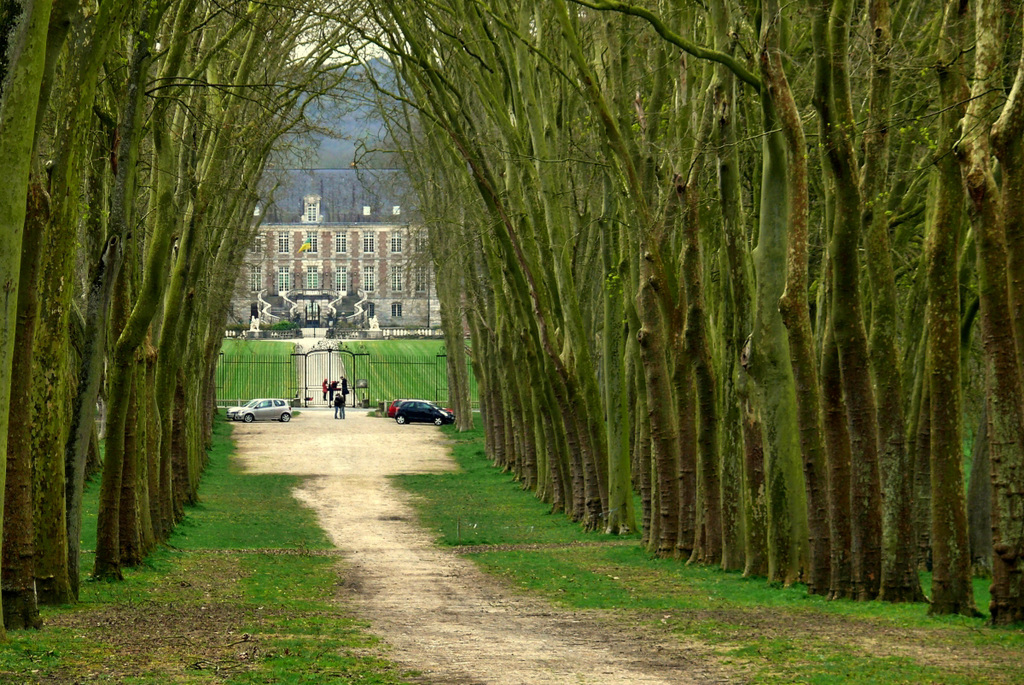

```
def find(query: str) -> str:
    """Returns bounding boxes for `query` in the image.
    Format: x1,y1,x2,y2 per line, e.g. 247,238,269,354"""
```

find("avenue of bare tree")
2,0,1024,647
0,0,358,636
359,0,1024,626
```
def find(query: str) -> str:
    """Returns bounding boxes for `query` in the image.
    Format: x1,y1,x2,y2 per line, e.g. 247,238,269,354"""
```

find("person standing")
329,379,338,404
341,376,349,407
333,391,344,419
322,378,328,402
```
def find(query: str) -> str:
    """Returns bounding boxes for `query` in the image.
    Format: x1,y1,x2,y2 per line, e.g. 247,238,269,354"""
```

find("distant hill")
273,59,400,170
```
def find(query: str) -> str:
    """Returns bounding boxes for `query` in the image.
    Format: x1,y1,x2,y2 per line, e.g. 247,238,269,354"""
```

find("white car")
226,398,291,423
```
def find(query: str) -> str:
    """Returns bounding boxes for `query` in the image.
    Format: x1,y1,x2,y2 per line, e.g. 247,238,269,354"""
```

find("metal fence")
434,353,480,409
215,349,478,409
215,353,297,406
365,354,446,407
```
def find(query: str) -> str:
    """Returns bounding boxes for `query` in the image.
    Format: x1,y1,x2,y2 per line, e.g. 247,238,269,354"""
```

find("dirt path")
231,410,725,684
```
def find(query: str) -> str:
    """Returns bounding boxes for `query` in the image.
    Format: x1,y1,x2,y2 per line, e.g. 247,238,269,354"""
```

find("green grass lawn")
395,418,1024,685
0,419,413,684
334,340,475,407
217,340,296,404
218,338,477,408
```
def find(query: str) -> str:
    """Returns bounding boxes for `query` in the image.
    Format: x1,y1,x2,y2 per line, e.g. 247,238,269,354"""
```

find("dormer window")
303,195,321,223
363,205,371,216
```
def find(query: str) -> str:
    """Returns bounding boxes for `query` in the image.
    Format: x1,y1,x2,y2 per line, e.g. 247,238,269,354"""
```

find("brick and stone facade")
232,169,439,328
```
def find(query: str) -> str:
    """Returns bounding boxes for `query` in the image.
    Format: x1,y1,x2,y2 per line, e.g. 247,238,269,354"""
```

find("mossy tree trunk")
963,0,1024,624
860,0,924,605
2,182,46,630
767,9,831,596
710,0,748,574
31,0,130,605
928,0,977,617
814,0,883,601
0,0,56,634
745,1,810,586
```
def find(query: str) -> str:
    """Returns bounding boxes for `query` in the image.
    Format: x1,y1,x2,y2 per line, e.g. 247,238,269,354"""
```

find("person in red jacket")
322,378,328,402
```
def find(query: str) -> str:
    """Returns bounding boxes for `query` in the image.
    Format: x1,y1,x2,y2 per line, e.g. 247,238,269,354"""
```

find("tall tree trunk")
679,168,722,565
0,0,56,637
636,250,681,556
746,3,809,584
92,16,160,578
69,6,152,585
2,182,47,630
861,0,924,604
820,304,854,599
928,0,977,616
171,372,190,519
747,94,809,584
815,0,883,601
32,0,128,607
984,0,1024,626
967,408,992,575
711,0,748,573
913,366,932,571
1,4,73,620
118,362,142,566
741,370,768,578
767,19,831,596
602,221,636,534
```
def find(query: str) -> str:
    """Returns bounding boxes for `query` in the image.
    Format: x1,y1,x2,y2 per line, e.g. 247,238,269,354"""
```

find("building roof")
259,168,415,224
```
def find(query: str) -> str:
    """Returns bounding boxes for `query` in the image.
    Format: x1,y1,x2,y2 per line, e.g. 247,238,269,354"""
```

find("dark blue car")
395,401,455,426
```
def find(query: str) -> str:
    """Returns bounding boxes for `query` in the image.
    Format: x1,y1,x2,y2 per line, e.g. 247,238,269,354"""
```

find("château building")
233,169,439,330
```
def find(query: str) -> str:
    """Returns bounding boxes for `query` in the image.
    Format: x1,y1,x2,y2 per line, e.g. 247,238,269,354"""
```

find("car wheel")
243,413,254,423
280,413,291,422
434,417,443,426
396,415,406,424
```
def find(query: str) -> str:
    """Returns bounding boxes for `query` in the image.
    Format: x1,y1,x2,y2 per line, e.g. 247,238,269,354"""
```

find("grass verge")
0,419,413,684
395,418,1024,684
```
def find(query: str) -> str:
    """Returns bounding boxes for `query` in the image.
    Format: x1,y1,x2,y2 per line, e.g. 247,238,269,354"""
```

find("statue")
250,315,260,331
368,315,380,331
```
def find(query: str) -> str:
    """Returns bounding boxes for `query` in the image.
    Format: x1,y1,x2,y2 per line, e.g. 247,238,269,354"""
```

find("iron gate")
216,346,477,409
292,349,369,406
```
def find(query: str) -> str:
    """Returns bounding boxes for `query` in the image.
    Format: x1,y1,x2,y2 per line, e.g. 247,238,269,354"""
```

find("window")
306,265,319,289
304,230,318,253
251,235,263,253
305,198,320,222
363,265,375,291
362,231,375,253
278,266,290,291
335,231,347,253
278,231,290,254
250,265,261,292
393,205,401,215
390,235,402,253
391,265,403,291
415,236,427,253
336,265,347,292
391,302,402,318
363,205,371,216
414,266,427,292
367,302,375,317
